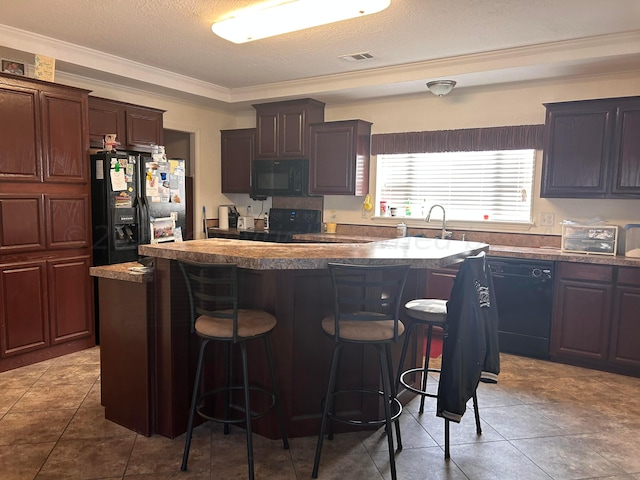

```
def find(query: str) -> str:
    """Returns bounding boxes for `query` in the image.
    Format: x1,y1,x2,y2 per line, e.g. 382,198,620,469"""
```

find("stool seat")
195,309,277,338
404,299,447,323
321,313,405,341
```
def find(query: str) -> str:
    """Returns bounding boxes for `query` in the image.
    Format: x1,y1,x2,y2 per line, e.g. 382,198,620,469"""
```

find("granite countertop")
89,262,154,283
488,245,640,267
295,233,640,267
138,237,489,270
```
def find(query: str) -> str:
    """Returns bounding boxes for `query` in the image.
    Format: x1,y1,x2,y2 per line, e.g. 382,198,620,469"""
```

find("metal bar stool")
178,261,289,480
396,252,499,459
312,263,410,480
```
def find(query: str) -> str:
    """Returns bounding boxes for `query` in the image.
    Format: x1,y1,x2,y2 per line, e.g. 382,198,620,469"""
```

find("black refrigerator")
90,151,187,266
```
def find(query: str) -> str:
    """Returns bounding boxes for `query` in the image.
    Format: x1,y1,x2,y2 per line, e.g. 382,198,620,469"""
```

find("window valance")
371,124,544,155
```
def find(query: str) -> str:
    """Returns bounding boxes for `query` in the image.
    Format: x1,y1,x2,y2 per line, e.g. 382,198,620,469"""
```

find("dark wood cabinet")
309,120,372,196
610,267,640,370
221,128,254,193
551,263,613,364
88,96,164,152
610,102,640,196
541,96,640,198
253,98,324,159
0,73,94,372
0,83,41,182
551,262,640,376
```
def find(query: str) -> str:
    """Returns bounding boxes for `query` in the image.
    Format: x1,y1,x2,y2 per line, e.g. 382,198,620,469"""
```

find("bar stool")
396,252,499,458
312,263,410,480
178,261,289,480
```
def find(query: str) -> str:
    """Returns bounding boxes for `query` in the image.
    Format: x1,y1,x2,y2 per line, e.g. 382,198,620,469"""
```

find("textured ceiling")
0,0,639,107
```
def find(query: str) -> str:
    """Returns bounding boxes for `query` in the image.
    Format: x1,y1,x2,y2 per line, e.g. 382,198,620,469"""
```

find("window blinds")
376,150,535,223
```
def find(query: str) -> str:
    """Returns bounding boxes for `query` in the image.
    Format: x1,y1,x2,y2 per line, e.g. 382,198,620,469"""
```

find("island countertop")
138,237,489,270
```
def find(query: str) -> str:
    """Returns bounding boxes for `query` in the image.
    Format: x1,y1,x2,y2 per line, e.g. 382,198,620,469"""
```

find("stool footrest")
196,385,276,424
326,388,402,426
399,367,440,398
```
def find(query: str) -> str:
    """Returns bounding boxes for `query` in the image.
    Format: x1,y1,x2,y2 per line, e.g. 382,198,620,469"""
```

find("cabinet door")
0,83,41,182
550,278,612,363
88,97,125,149
125,105,163,152
309,120,371,195
609,267,640,370
0,261,49,358
610,100,640,196
221,129,254,193
255,106,279,158
0,194,46,254
41,90,88,183
48,255,93,345
45,194,91,249
541,102,615,198
254,99,324,159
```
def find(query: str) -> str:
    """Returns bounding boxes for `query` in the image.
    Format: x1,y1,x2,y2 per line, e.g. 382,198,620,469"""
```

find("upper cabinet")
221,128,255,194
253,98,324,159
88,96,164,153
0,75,88,184
541,96,640,198
309,120,372,196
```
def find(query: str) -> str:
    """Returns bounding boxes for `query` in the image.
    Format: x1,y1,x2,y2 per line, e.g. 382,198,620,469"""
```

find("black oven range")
238,208,322,243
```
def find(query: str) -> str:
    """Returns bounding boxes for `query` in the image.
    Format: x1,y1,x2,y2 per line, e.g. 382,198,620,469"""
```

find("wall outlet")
540,212,555,226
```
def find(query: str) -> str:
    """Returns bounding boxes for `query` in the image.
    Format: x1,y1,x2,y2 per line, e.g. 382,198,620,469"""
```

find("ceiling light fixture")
211,0,392,44
426,80,457,96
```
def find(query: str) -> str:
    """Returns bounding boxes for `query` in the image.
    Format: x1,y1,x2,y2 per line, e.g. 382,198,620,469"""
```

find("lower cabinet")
551,262,640,376
0,256,94,370
610,267,640,370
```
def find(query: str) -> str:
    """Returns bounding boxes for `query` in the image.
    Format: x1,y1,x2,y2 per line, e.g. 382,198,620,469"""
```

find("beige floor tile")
512,435,627,479
0,387,25,415
0,442,55,480
126,424,211,476
10,383,92,412
448,440,553,480
37,436,136,479
0,409,75,446
62,406,137,440
371,445,468,480
32,363,99,387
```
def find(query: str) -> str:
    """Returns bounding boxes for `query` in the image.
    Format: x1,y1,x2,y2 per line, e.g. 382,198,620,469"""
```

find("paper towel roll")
218,206,229,230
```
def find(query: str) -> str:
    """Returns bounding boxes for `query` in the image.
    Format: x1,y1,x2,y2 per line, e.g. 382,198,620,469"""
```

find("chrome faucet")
426,204,452,239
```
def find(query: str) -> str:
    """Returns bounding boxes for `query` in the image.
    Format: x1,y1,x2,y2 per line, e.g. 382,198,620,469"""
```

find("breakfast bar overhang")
126,237,489,439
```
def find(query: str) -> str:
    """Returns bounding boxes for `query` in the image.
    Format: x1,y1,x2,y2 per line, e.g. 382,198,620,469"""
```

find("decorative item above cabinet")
309,119,372,196
88,96,165,153
541,96,640,198
253,98,324,160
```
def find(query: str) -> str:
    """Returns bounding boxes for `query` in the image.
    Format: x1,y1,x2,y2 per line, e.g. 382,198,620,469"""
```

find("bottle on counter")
263,210,269,230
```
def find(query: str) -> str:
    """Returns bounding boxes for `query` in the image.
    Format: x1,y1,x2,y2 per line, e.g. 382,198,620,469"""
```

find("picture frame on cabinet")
1,59,25,76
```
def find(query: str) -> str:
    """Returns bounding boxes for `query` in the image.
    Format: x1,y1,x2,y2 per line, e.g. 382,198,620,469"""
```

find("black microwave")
251,159,308,198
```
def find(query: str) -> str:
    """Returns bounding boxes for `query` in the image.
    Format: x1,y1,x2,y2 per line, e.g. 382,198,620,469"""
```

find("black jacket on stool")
437,252,500,422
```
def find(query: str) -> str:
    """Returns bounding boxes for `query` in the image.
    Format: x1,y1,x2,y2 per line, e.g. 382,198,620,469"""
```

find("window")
376,149,535,223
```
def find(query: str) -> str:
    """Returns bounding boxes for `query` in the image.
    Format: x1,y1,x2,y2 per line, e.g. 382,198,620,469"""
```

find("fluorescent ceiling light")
211,0,392,44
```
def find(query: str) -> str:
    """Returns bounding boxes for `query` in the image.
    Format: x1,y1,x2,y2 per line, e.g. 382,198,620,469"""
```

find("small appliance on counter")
624,224,640,257
237,216,254,230
218,205,239,230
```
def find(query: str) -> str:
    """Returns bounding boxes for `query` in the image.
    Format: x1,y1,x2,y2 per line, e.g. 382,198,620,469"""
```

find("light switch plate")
540,212,555,226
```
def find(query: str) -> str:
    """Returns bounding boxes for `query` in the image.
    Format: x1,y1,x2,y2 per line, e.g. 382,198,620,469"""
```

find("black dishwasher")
488,257,554,359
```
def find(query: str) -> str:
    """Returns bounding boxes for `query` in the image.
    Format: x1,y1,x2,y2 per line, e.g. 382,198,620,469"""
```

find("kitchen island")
113,237,488,439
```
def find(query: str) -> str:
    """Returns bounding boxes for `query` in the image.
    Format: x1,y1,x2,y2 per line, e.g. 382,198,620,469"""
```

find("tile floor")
1,347,640,479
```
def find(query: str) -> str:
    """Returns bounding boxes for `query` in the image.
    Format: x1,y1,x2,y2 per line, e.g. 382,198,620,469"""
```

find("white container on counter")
624,224,640,257
396,222,407,237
